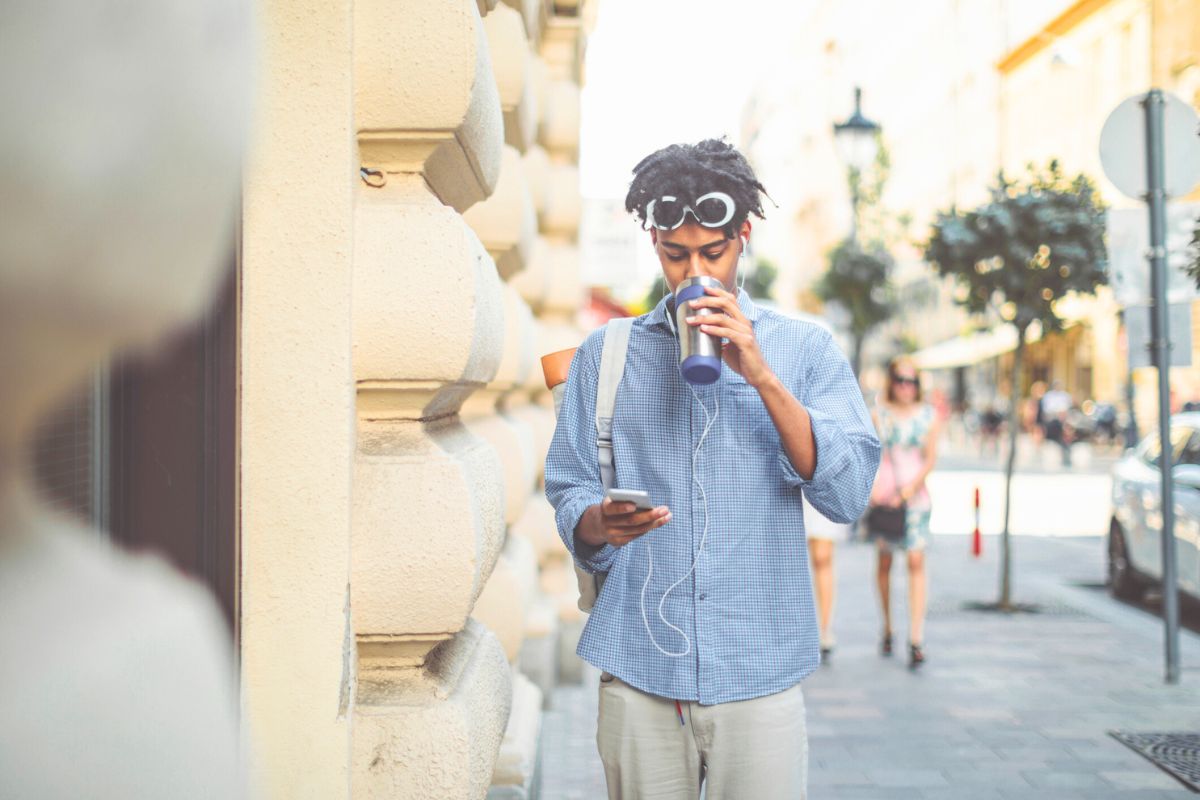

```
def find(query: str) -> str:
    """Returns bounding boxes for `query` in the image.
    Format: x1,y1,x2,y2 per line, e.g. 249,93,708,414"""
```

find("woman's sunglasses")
645,191,736,231
893,375,919,386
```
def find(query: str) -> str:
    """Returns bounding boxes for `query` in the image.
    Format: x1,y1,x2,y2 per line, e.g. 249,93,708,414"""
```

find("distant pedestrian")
1027,380,1047,445
1041,380,1073,466
866,357,941,668
979,404,1004,457
802,496,850,662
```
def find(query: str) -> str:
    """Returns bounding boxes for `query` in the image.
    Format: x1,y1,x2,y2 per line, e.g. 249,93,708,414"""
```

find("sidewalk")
539,533,1200,799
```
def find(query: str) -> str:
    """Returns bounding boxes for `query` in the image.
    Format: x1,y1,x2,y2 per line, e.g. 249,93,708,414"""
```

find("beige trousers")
596,674,808,800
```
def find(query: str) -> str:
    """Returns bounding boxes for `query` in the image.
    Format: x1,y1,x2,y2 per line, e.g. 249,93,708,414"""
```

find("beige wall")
998,0,1182,405
240,1,590,797
240,0,357,795
999,0,1151,195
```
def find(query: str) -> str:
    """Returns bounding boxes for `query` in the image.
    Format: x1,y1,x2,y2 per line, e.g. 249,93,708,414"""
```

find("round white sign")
1099,90,1200,200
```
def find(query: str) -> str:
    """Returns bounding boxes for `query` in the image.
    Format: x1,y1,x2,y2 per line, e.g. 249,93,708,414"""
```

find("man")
1040,380,1074,466
545,139,880,799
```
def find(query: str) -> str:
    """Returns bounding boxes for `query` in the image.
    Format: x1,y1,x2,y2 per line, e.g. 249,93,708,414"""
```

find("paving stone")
863,769,948,787
1100,769,1191,790
918,789,1008,800
939,767,1031,784
808,769,873,786
1020,768,1112,790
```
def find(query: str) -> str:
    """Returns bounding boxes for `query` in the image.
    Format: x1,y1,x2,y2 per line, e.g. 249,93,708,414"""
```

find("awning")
911,326,1019,370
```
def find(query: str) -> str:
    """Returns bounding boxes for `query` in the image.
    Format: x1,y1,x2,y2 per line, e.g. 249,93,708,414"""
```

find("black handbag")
867,442,908,542
866,502,907,542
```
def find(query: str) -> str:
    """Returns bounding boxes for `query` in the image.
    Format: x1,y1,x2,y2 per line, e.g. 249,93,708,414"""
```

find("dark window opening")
32,255,240,641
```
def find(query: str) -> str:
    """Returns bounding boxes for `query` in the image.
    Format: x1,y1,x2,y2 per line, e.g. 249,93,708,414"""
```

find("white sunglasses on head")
645,191,737,231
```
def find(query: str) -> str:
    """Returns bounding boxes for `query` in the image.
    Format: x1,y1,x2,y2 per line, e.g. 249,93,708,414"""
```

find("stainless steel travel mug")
673,275,724,385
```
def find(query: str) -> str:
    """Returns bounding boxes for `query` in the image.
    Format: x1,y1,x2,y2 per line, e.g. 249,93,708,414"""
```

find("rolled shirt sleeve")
779,328,881,524
544,330,619,574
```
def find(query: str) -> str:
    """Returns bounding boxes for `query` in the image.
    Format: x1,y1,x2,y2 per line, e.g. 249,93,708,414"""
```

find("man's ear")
649,228,658,247
740,220,752,244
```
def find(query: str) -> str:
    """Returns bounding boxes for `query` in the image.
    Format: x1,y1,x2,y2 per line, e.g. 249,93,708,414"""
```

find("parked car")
1108,413,1200,604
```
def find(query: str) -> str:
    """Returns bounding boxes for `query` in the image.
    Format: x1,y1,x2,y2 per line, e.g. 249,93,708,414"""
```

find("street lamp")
832,86,881,241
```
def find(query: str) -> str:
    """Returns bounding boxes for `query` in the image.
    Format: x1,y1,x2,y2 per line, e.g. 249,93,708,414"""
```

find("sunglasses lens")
694,195,733,227
650,197,685,229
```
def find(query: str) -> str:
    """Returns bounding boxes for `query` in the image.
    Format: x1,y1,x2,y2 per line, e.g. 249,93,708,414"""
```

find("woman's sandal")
909,642,926,669
880,632,893,657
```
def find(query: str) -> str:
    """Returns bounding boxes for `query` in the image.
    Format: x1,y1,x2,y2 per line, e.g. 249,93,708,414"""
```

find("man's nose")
685,255,709,279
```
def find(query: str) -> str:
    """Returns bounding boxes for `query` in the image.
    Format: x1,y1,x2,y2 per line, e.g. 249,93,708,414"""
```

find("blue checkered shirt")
545,291,881,705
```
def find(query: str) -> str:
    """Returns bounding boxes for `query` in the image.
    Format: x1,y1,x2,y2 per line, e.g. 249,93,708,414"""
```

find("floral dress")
868,403,934,551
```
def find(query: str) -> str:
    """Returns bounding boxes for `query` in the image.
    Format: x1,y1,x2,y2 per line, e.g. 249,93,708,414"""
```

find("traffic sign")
1100,91,1200,199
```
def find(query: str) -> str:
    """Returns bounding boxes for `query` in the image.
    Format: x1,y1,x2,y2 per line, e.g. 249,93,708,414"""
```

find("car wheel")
1108,522,1143,602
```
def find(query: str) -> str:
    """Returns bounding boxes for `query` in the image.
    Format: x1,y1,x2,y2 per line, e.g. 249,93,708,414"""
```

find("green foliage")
742,257,778,301
642,274,667,312
924,162,1108,333
848,135,910,252
812,134,904,375
1188,214,1200,287
814,241,894,340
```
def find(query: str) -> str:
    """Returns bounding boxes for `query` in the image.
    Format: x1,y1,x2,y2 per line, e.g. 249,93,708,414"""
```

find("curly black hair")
624,138,768,239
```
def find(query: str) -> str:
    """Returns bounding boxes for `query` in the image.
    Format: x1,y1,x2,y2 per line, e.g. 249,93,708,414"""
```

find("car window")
1179,430,1200,466
1142,426,1194,467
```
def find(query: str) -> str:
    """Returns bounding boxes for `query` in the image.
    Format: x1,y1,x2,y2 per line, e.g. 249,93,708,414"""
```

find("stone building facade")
27,1,589,795
203,0,589,796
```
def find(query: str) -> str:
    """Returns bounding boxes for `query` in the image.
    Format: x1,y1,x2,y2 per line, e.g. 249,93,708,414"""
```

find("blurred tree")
641,274,667,313
1187,215,1200,286
742,256,778,301
925,161,1108,610
814,241,894,376
815,135,900,376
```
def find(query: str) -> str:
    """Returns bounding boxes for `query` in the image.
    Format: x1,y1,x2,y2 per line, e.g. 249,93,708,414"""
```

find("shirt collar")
646,286,762,332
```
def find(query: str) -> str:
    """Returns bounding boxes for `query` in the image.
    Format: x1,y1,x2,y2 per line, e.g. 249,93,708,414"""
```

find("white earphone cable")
736,236,747,292
641,318,721,658
643,244,746,657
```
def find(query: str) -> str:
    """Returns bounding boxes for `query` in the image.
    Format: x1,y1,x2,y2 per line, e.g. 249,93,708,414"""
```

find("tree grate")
1109,731,1200,792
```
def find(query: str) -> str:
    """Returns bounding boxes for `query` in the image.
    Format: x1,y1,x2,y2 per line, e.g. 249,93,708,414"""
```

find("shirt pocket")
727,382,781,457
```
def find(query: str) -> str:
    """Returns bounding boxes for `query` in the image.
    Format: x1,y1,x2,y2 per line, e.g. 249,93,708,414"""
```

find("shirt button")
699,593,707,601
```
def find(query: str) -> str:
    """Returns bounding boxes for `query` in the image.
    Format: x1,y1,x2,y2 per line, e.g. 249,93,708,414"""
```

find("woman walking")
867,357,941,668
803,496,850,662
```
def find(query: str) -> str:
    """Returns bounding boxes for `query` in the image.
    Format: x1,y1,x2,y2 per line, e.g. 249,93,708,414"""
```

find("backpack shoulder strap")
596,317,634,490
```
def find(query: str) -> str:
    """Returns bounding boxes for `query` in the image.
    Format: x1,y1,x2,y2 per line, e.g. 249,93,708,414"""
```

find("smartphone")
605,488,654,511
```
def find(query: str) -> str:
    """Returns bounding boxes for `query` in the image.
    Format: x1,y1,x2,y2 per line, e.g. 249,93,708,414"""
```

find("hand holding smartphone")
605,488,654,511
578,488,669,549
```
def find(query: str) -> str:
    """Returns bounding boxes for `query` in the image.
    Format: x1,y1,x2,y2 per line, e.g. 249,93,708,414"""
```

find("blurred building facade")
741,0,1021,387
994,0,1200,422
742,0,1200,418
33,1,595,798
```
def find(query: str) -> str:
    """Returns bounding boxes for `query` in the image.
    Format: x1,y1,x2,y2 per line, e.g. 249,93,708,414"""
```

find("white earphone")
641,240,746,657
641,374,719,658
736,234,748,292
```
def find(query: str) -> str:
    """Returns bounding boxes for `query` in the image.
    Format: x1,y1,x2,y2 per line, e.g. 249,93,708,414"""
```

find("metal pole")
848,169,860,245
1121,309,1139,448
1143,88,1180,684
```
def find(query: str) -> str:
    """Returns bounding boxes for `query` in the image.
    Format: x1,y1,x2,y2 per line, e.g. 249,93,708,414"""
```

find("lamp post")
833,86,881,243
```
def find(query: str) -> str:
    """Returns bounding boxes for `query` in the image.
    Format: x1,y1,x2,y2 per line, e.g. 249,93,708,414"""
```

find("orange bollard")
972,486,982,557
